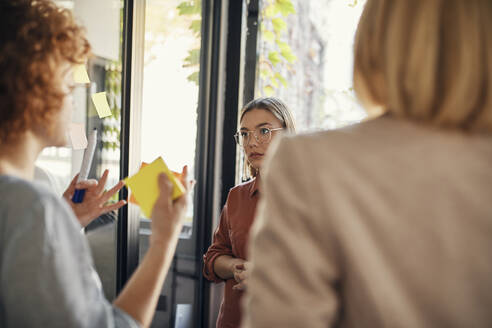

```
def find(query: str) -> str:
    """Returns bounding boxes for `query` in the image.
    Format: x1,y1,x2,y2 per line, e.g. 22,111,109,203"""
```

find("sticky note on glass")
124,157,185,218
68,123,88,149
73,64,90,84
91,92,112,118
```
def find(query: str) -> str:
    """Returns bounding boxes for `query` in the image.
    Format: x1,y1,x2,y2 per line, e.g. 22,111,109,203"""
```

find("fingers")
236,270,248,281
232,281,246,291
100,180,125,204
233,271,241,283
75,179,98,190
62,174,79,198
174,188,188,211
235,263,245,271
233,262,249,285
99,199,127,215
155,173,172,210
233,265,245,281
175,166,194,210
94,169,109,195
179,165,190,191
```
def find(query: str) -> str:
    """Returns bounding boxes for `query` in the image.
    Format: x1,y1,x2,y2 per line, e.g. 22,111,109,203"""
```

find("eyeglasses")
233,127,283,146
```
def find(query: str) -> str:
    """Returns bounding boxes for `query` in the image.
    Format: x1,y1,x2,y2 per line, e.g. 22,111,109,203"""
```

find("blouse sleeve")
1,192,140,328
241,136,341,328
203,203,234,283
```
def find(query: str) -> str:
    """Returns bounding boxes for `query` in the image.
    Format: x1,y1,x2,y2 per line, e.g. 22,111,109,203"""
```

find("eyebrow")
240,122,272,131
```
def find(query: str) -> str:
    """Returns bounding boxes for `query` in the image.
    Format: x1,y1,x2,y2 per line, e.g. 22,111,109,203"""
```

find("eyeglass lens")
235,127,272,146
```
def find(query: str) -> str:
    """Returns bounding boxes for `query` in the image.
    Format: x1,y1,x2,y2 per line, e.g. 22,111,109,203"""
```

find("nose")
247,134,260,148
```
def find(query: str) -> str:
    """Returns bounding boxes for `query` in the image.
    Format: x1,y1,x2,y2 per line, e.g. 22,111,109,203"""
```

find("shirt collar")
249,174,260,197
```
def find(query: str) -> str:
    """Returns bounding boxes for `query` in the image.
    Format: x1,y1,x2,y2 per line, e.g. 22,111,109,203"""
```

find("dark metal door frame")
117,0,139,292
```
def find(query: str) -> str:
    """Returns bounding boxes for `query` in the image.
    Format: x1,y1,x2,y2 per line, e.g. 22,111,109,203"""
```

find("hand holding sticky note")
124,157,185,218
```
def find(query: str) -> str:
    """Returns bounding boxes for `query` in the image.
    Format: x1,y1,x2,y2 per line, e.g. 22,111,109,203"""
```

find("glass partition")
135,0,202,326
139,0,200,233
35,0,125,300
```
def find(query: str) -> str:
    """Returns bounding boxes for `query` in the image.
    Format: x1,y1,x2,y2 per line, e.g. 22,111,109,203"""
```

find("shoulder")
230,178,256,194
258,117,401,218
0,175,58,207
277,116,393,153
265,116,412,172
224,178,256,204
0,176,75,231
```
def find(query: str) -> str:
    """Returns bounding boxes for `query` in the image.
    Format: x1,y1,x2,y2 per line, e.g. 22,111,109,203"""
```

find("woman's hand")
150,166,193,246
113,167,192,327
63,169,126,227
232,261,252,291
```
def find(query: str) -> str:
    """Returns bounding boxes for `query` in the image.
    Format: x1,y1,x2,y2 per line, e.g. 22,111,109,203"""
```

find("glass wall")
36,0,125,300
136,0,202,326
139,0,200,233
255,0,367,132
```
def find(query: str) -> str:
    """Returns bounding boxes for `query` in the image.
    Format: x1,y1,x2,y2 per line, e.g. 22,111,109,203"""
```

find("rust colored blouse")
203,177,260,328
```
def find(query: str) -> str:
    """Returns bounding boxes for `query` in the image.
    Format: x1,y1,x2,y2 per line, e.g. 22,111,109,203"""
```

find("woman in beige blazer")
242,1,492,327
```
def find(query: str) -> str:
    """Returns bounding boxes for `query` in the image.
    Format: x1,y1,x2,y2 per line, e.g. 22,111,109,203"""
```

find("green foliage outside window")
258,0,297,96
177,0,201,85
177,0,295,95
348,0,358,8
102,61,121,152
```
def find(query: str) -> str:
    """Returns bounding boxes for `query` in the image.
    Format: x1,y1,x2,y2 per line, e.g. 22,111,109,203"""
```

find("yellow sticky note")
129,162,149,205
91,92,112,118
124,157,185,218
73,64,90,83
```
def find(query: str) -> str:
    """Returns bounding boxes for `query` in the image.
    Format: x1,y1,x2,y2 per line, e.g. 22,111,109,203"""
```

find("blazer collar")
249,175,260,197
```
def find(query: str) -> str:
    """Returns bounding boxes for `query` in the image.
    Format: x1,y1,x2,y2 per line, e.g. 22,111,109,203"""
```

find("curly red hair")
0,0,90,142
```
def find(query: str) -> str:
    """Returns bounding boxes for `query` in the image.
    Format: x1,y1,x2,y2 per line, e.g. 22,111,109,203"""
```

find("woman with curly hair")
0,0,191,327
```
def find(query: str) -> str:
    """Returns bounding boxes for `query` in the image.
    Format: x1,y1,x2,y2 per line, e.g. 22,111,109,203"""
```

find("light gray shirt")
0,175,139,328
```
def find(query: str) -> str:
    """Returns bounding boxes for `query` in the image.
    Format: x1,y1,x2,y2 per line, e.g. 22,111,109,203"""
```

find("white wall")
74,0,121,61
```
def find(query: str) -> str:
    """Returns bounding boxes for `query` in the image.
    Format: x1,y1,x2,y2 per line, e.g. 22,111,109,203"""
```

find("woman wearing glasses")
203,97,296,328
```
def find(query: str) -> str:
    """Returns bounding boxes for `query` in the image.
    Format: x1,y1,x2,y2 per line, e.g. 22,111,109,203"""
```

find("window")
139,0,200,234
133,0,203,325
255,0,367,132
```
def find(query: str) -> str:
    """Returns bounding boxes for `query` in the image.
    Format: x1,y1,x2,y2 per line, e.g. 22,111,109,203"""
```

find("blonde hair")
240,97,296,178
354,0,492,131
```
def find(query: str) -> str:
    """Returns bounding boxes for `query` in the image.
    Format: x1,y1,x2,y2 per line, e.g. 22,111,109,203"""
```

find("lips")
249,153,263,159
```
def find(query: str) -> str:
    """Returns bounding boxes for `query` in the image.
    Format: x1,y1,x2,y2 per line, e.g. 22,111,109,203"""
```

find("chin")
51,134,69,148
249,159,263,171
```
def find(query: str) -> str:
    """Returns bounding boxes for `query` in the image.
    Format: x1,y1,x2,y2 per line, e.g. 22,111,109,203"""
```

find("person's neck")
0,132,45,181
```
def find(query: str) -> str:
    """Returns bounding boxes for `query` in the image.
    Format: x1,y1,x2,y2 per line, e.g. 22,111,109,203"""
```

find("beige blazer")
241,116,492,328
